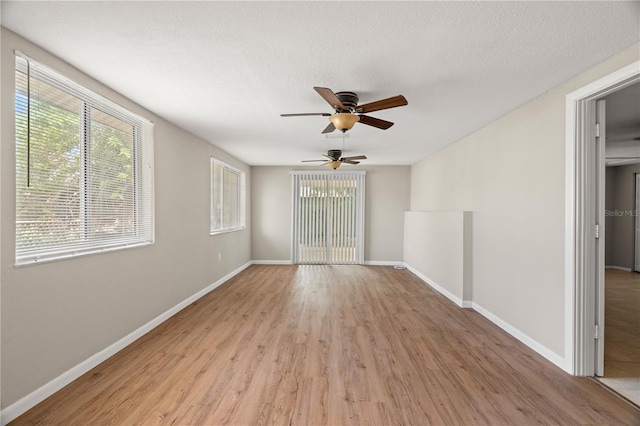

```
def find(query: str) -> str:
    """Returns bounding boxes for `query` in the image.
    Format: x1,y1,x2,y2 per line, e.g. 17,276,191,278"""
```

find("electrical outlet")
218,253,222,262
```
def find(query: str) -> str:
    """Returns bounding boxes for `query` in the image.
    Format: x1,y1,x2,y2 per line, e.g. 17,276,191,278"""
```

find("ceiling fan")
302,149,366,169
281,87,408,133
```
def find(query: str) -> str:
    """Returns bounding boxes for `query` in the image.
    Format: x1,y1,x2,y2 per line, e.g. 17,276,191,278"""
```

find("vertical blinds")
291,171,365,264
15,53,154,264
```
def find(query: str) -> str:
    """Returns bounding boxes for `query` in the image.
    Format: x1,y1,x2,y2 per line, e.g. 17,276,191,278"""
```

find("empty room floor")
598,268,640,406
10,265,640,425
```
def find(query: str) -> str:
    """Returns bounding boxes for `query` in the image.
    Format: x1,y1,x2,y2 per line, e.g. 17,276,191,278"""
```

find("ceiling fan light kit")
329,113,360,132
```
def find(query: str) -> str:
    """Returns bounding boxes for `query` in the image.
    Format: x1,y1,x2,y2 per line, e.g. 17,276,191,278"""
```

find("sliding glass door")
291,171,365,264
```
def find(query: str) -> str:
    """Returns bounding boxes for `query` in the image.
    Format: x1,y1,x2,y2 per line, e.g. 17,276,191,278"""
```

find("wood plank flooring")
599,268,640,405
10,265,640,425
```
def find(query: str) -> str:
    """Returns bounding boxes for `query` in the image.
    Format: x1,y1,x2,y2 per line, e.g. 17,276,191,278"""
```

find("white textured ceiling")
2,1,639,166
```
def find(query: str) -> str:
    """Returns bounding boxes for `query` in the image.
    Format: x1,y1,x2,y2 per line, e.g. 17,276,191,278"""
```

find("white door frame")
636,174,640,272
565,60,640,375
595,100,606,376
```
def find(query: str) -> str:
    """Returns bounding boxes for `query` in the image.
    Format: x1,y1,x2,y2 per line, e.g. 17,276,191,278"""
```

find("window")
15,53,154,265
210,158,245,234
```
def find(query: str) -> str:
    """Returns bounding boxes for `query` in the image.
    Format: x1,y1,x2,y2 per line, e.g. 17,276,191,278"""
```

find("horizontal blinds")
211,158,244,233
223,166,240,229
292,172,365,265
211,161,223,231
15,53,154,264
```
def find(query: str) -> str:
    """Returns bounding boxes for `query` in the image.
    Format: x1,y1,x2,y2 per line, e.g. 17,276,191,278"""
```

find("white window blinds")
15,53,154,264
211,158,245,234
291,171,365,264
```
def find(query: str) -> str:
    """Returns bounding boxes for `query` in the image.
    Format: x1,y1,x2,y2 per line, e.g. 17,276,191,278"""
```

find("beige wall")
251,166,410,263
411,43,640,360
404,211,473,306
1,29,251,408
251,167,293,261
605,164,640,269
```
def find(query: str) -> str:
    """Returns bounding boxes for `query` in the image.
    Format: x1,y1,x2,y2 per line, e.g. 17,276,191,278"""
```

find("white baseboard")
250,261,400,266
471,302,565,370
0,261,252,426
364,260,401,266
403,263,471,308
402,263,564,370
605,265,633,272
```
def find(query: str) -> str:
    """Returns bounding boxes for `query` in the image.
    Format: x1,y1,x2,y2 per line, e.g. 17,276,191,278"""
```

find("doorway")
291,171,365,264
567,63,640,405
598,84,640,403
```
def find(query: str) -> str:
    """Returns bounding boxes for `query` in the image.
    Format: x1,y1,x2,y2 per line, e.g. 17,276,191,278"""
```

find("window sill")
15,240,154,267
210,226,246,236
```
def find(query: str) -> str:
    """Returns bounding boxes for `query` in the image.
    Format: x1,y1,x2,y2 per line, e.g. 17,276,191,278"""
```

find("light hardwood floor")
598,268,640,406
10,265,640,425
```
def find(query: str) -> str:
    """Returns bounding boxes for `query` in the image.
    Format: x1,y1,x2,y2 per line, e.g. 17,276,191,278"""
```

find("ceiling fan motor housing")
335,92,359,112
327,149,342,160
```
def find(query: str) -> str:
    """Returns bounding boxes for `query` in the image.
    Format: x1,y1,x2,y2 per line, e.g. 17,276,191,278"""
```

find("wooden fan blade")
281,113,331,117
302,159,327,162
343,160,360,165
342,155,367,161
321,122,336,134
358,115,394,130
314,87,346,110
356,95,407,113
